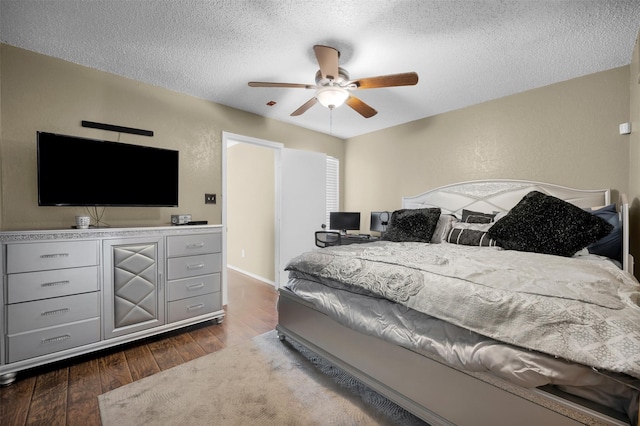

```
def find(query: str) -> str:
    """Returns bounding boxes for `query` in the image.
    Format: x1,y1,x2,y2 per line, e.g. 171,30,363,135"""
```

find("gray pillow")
462,209,496,224
586,204,621,262
431,214,457,243
446,223,498,247
382,208,441,243
487,191,613,257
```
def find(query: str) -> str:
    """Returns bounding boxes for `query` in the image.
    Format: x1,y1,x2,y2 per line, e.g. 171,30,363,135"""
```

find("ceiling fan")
248,45,419,119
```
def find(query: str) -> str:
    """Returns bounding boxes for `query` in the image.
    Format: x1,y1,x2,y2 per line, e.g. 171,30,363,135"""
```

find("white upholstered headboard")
402,179,632,274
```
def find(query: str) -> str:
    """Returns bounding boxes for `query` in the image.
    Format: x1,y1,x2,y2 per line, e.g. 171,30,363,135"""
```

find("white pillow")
450,222,494,232
431,214,458,243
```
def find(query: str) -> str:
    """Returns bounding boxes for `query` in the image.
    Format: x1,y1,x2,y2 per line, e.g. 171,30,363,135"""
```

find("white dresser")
166,233,222,323
0,225,224,385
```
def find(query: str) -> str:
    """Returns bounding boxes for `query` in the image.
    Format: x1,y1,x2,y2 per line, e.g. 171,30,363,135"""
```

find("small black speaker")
81,120,153,137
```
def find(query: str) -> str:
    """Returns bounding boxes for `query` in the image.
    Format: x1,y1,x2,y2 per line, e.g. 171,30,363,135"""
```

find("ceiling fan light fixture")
248,45,417,118
315,86,349,109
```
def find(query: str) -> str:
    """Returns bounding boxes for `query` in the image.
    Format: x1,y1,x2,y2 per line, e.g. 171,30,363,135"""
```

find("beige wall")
0,44,344,231
628,33,640,266
344,67,631,232
2,41,638,281
0,43,3,231
227,143,275,281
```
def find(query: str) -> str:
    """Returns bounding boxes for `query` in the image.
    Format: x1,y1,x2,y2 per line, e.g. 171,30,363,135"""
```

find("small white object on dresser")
0,225,224,385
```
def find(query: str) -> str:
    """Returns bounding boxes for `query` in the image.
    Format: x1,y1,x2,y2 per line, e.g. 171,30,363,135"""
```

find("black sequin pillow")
462,209,496,224
487,191,613,257
382,208,441,243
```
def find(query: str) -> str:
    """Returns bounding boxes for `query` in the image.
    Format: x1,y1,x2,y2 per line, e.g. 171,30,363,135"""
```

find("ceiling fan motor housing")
314,67,351,88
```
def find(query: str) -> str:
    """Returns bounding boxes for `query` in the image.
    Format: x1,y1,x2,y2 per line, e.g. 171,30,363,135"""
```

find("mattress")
284,241,640,423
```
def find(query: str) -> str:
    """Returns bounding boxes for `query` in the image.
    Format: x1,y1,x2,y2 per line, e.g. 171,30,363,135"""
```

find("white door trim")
221,132,284,302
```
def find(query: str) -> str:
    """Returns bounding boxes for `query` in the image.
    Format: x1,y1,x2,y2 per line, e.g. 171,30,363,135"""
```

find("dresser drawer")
6,240,98,274
167,253,221,280
7,266,99,303
7,292,100,334
167,293,221,323
167,273,220,302
167,233,221,257
7,317,101,363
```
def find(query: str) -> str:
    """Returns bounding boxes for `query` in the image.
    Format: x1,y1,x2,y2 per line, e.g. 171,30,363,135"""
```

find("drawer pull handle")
187,303,205,311
41,308,70,317
186,243,205,249
41,280,70,287
187,283,205,291
40,253,70,259
42,334,71,344
186,263,205,270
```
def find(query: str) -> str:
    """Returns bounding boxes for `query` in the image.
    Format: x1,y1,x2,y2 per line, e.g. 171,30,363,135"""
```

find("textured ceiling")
1,0,639,139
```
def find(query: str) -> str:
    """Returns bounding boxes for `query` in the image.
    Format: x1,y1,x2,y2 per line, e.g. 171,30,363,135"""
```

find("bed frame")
277,180,636,426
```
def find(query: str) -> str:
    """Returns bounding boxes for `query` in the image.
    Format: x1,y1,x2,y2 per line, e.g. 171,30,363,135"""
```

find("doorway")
222,132,327,301
222,133,282,305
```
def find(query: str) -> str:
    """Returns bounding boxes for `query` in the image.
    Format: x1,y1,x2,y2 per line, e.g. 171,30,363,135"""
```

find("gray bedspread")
285,241,640,380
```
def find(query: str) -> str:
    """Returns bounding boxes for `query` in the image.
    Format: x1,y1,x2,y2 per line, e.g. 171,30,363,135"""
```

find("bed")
275,180,640,426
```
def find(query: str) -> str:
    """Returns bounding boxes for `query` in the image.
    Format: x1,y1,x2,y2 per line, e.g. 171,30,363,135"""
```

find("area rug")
98,330,427,425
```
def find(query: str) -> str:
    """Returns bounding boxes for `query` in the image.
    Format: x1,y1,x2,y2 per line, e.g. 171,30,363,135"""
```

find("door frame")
221,132,284,303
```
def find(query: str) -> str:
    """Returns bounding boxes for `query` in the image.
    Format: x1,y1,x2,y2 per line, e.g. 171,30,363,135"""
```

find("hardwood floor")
0,269,278,426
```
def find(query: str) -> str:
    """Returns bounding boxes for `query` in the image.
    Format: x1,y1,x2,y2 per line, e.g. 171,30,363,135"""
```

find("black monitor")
370,211,391,232
329,212,360,234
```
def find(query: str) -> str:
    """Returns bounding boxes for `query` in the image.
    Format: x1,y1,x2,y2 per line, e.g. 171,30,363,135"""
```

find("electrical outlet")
205,193,216,204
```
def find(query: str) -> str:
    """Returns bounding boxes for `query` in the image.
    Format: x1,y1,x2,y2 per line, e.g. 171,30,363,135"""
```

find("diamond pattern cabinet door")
113,244,157,328
103,237,165,339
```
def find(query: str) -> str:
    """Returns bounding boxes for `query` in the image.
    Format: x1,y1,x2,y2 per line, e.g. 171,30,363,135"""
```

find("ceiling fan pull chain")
330,108,333,135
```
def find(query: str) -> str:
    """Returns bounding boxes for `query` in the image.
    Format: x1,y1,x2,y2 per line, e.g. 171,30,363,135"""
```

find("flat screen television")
329,212,360,233
37,131,179,207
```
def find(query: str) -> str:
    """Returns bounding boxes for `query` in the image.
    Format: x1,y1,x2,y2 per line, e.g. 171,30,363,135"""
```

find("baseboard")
227,265,276,287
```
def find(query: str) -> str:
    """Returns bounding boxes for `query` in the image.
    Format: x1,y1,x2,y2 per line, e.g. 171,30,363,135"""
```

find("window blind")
326,156,339,228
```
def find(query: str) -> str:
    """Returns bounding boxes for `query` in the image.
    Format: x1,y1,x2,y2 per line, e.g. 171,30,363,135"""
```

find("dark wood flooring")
0,269,278,426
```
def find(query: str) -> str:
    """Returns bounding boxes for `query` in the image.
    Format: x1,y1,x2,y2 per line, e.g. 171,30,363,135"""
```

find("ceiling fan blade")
248,82,316,89
291,97,318,116
313,45,340,81
346,95,378,118
351,72,418,89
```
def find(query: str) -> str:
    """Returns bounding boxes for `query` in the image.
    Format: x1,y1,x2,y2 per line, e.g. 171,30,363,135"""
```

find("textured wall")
227,143,275,282
344,67,631,232
0,44,344,231
0,43,635,281
627,32,640,270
